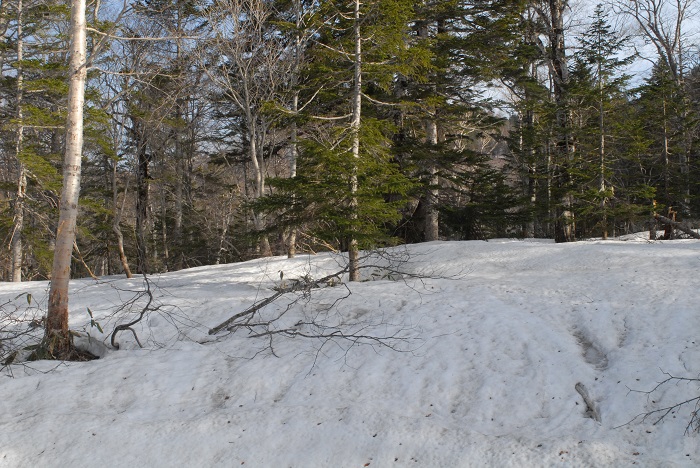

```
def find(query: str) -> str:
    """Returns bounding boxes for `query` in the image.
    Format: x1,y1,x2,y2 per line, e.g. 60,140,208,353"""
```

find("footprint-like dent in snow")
572,330,608,370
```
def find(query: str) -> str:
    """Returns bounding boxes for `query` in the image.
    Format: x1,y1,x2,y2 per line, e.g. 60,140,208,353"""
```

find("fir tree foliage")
567,4,639,238
261,0,427,254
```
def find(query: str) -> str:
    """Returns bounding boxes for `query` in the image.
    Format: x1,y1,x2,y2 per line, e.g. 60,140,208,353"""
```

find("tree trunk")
160,183,169,270
423,120,439,241
525,107,537,238
173,119,184,270
598,77,607,240
172,36,185,270
547,0,574,243
215,191,235,265
46,0,87,353
417,19,439,242
247,117,272,257
348,0,362,282
113,224,132,278
654,213,700,239
11,168,25,282
11,0,24,282
662,97,670,206
112,161,132,278
287,3,305,259
135,120,150,273
287,91,299,258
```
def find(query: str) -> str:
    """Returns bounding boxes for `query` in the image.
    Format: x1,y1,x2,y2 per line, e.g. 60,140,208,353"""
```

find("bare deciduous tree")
203,0,293,257
614,0,697,86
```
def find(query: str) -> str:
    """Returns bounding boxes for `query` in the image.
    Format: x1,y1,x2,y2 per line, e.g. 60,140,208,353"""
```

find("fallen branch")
575,382,601,423
654,214,700,239
208,267,348,335
205,249,442,366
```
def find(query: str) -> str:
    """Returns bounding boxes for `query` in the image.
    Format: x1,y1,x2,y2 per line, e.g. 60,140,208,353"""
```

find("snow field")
1,238,699,466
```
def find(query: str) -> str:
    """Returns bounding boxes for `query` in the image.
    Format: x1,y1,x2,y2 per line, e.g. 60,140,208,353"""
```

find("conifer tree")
569,4,634,238
2,0,70,281
633,62,689,216
406,0,526,240
501,4,552,238
263,0,424,279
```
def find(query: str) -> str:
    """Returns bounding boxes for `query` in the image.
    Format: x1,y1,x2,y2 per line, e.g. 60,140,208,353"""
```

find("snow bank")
1,239,699,467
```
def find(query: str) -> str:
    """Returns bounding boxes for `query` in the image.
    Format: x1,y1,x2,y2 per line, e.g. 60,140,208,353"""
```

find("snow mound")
1,239,699,467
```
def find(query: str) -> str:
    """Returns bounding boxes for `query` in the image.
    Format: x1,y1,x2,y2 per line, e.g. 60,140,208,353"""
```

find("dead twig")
110,275,157,349
616,371,700,434
208,267,348,335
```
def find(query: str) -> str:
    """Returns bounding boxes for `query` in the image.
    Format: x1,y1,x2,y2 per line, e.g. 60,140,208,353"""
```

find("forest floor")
1,236,699,467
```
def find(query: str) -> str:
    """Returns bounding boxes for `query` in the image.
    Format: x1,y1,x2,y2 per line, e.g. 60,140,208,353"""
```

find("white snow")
1,238,700,467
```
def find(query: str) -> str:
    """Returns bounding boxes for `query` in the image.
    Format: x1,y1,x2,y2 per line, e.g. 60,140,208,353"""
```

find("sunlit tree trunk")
10,0,25,282
248,121,272,256
288,92,299,258
46,0,87,352
423,119,439,241
348,0,362,282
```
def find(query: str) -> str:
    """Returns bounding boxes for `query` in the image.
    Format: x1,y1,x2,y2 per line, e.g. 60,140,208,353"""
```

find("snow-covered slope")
1,238,699,467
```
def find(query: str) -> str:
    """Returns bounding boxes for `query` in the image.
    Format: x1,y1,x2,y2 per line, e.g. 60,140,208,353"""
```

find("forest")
1,0,698,282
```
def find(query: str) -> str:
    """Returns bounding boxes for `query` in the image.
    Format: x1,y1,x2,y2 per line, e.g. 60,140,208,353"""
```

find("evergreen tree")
502,2,555,238
568,4,635,238
633,62,690,218
263,0,425,279
0,0,70,281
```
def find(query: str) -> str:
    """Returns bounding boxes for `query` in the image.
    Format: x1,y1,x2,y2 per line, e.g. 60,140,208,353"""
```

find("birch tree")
10,0,25,282
45,0,86,353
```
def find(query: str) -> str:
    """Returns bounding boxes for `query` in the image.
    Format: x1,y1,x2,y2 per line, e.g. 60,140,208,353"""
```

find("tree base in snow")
27,331,98,362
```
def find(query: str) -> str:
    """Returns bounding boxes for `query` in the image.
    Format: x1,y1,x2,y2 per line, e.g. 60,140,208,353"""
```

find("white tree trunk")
11,169,26,282
348,0,362,282
598,77,608,240
11,0,24,282
288,93,299,258
424,120,439,242
46,0,87,350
